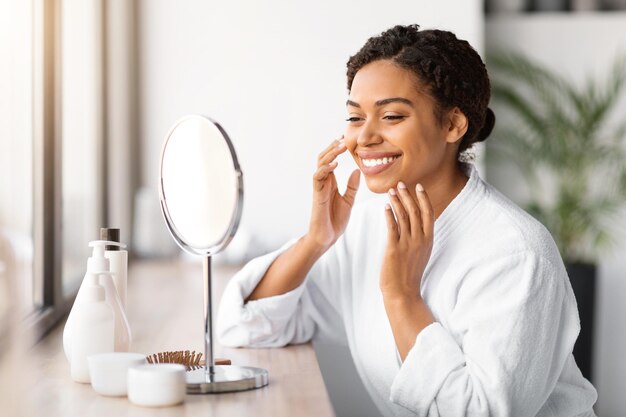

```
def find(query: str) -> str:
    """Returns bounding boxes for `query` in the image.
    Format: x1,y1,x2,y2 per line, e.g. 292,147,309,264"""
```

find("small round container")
127,364,186,407
88,352,147,397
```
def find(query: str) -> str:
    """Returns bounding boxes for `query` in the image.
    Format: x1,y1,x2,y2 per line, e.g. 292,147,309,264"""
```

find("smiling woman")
216,24,597,417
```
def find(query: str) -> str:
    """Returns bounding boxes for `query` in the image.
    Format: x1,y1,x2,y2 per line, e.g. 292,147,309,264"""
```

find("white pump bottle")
63,240,132,362
70,272,114,383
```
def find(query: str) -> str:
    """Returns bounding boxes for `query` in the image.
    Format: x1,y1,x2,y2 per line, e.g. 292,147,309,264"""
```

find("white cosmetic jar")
127,364,186,407
88,352,147,397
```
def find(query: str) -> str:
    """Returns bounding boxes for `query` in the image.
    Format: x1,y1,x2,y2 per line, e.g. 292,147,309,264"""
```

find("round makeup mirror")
159,115,268,394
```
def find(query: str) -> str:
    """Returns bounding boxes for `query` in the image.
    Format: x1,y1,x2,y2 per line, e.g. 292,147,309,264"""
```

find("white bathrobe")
217,165,597,417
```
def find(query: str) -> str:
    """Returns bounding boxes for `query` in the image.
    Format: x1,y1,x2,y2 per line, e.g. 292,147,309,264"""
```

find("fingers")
385,183,434,254
387,187,410,239
317,136,346,168
396,181,422,238
384,203,399,242
342,169,360,206
317,138,342,163
313,161,337,191
415,184,434,238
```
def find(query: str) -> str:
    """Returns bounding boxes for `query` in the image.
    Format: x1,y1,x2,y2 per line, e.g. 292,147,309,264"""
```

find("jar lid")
127,364,186,407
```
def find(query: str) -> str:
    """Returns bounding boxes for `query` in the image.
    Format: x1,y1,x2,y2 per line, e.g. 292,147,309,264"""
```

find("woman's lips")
359,155,401,176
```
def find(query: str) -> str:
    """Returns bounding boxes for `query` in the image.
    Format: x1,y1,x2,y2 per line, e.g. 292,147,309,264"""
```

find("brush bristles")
146,350,204,371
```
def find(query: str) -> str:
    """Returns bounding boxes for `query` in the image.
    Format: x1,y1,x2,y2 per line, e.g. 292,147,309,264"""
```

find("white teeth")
362,156,399,167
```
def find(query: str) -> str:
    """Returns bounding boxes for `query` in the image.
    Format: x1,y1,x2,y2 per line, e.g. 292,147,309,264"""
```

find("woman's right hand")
246,137,360,302
306,136,361,252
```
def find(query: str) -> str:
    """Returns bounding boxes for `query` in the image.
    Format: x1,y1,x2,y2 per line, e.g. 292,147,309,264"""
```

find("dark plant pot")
530,0,571,11
565,262,596,382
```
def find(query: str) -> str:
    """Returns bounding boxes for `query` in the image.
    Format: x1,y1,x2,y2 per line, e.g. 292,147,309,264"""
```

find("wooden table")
25,259,335,417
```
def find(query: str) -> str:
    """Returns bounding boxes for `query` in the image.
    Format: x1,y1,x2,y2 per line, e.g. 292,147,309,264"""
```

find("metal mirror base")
186,365,269,394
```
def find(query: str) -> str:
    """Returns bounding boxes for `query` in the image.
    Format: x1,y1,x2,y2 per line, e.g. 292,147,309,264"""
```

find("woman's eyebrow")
346,97,414,108
375,97,414,107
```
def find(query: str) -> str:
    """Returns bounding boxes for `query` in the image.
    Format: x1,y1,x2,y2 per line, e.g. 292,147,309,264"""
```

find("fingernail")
388,188,396,196
398,181,406,190
385,203,391,210
337,141,346,149
416,183,424,192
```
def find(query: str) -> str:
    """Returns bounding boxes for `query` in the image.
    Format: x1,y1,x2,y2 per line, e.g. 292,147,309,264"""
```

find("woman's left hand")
380,181,435,301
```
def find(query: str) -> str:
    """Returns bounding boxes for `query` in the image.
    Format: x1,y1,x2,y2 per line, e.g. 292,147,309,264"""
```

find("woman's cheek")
343,129,358,150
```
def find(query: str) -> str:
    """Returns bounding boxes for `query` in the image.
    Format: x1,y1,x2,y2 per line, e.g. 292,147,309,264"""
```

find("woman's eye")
383,115,405,121
345,116,363,122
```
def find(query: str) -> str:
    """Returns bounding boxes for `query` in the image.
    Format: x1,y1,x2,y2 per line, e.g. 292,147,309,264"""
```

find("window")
0,0,36,317
0,0,110,340
60,0,105,297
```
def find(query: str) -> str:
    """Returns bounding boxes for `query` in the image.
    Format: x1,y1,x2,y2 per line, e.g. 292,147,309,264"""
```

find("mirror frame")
158,115,244,256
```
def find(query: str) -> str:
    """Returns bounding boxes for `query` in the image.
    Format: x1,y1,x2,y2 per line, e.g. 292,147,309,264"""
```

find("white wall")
138,1,484,415
486,13,626,417
138,0,484,251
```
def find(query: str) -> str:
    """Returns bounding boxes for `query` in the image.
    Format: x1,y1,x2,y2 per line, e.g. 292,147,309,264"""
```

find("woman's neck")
408,163,469,220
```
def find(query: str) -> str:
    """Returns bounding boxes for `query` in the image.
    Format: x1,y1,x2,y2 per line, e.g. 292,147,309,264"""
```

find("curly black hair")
346,24,495,156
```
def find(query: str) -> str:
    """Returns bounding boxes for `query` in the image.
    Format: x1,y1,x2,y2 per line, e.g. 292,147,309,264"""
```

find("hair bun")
476,108,495,142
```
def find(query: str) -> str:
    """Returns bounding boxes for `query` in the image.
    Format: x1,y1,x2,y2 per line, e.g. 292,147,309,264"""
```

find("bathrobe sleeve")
389,251,585,417
216,235,348,348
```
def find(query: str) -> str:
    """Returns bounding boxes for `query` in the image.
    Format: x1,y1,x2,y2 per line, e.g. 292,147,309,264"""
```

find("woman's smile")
357,151,402,176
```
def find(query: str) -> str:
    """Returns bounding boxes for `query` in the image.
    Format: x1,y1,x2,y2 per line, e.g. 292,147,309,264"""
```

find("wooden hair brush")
146,350,231,371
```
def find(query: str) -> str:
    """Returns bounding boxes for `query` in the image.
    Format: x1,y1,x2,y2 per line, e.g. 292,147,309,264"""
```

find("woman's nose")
356,120,383,147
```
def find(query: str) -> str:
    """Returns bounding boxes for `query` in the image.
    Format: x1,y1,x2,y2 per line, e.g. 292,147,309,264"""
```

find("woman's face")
344,59,461,194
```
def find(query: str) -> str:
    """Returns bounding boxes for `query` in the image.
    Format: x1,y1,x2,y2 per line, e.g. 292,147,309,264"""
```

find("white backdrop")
138,0,484,252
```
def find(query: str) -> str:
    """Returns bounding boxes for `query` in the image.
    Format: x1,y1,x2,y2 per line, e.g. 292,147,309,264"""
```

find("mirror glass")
159,115,242,255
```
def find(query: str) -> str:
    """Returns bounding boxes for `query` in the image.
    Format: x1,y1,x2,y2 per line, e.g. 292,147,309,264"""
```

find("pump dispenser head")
87,240,127,273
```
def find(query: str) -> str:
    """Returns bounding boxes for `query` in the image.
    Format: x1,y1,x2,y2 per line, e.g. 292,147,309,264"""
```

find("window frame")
27,0,109,341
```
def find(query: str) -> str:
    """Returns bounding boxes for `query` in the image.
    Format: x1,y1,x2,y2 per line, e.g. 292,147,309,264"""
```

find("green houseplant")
486,51,626,382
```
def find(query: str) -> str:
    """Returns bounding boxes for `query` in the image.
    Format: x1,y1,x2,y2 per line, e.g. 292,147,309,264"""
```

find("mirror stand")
185,256,268,394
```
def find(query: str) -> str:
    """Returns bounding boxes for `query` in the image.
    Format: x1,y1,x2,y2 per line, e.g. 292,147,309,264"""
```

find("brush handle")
200,358,231,366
